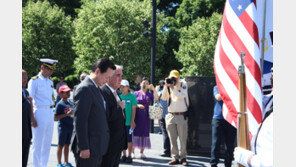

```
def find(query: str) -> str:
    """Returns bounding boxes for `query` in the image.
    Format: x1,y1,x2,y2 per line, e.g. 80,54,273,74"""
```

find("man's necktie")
114,91,121,102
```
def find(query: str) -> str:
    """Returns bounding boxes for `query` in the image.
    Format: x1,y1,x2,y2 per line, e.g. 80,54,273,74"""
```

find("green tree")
175,0,224,28
175,13,222,77
23,0,82,18
72,0,166,85
157,0,182,17
156,27,183,80
22,1,76,77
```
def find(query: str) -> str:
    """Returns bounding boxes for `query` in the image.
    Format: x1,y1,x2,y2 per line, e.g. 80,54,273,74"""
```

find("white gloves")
234,147,255,167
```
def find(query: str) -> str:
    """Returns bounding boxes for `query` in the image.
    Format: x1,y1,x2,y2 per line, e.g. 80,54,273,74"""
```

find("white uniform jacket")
28,73,55,108
249,111,273,167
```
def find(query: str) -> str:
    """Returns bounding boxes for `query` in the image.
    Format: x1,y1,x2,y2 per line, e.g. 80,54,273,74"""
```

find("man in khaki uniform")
161,70,189,166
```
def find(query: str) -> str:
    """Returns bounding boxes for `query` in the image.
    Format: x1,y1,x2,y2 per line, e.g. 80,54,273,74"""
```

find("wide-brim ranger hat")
40,58,58,70
169,70,180,78
59,85,72,94
121,79,130,87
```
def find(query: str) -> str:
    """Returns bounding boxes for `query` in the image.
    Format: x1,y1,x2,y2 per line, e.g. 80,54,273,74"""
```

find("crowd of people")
22,58,273,167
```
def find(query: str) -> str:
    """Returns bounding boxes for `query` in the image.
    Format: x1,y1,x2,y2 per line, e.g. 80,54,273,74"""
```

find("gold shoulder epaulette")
32,76,39,80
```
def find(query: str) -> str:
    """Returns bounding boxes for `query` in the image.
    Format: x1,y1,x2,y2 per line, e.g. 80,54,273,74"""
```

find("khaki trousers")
165,113,188,160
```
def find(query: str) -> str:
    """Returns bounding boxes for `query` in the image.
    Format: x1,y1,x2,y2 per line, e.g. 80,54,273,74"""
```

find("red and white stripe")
214,0,263,137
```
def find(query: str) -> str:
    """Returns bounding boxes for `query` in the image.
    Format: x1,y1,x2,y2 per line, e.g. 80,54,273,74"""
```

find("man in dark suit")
22,69,36,167
101,65,127,167
71,58,116,167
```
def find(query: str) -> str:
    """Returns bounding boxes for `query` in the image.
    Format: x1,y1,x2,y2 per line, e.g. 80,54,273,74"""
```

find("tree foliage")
156,28,183,79
157,0,182,17
175,0,225,28
175,13,222,77
72,0,166,84
22,1,76,77
23,0,82,18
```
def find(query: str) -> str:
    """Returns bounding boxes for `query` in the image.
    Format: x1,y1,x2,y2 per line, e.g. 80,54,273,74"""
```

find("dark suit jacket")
22,89,32,140
71,77,109,156
101,85,127,153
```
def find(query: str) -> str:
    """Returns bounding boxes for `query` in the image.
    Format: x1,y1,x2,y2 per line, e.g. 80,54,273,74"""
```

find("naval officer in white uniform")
28,58,58,167
234,68,273,167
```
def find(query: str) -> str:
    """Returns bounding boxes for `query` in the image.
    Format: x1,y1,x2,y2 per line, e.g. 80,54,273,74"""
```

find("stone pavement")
27,120,237,167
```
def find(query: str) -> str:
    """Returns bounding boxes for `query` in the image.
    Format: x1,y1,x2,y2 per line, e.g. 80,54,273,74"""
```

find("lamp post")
149,0,156,133
151,0,156,87
141,0,156,133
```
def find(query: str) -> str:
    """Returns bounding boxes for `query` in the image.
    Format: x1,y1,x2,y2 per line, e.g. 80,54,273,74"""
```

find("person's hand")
164,81,169,87
131,121,136,129
31,117,37,128
234,147,254,167
80,149,90,159
149,84,156,91
215,94,222,101
165,82,173,89
27,96,33,103
118,101,125,109
66,110,73,116
138,104,145,109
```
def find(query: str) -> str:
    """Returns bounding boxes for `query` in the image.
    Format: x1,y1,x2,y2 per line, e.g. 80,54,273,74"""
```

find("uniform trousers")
165,113,188,160
32,108,54,167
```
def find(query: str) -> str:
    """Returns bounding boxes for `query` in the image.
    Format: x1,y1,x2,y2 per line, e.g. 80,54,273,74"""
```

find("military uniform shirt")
28,73,54,107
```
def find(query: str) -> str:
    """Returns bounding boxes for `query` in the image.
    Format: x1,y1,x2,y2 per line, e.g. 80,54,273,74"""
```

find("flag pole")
260,0,268,77
237,52,251,167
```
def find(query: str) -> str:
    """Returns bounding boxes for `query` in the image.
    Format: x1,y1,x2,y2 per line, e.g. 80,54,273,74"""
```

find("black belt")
169,112,184,115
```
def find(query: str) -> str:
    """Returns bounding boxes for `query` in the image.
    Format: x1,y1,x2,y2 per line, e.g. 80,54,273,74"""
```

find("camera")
145,85,150,90
166,78,173,84
165,77,176,85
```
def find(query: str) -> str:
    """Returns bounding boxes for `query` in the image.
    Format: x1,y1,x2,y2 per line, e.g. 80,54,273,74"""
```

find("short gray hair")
80,73,88,81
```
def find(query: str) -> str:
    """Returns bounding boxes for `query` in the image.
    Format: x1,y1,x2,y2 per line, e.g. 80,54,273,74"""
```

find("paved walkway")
27,121,236,167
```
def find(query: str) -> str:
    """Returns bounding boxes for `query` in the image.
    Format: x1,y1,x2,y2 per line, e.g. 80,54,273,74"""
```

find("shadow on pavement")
130,161,169,167
187,156,211,164
143,157,170,163
124,157,210,167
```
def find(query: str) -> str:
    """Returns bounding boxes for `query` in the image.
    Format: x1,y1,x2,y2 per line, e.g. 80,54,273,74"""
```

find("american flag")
214,0,263,137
